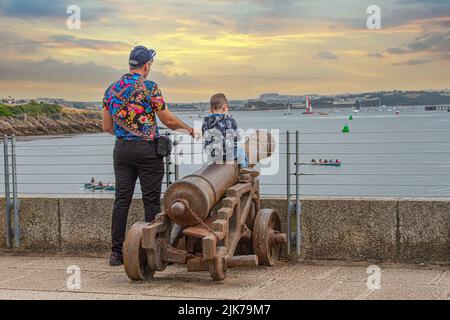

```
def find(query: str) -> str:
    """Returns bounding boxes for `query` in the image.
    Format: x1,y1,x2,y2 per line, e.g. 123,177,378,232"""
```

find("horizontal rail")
6,172,450,177
287,194,449,198
296,183,450,187
9,140,450,148
298,162,450,165
299,152,450,155
291,173,450,176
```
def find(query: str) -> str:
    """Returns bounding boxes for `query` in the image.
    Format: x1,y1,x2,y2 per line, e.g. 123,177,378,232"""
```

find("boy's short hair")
210,93,228,111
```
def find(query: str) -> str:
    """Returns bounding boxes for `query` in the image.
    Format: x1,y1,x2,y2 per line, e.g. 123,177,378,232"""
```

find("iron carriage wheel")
123,222,154,281
252,209,283,266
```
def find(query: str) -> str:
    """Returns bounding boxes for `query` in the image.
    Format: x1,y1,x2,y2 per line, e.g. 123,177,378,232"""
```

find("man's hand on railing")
191,128,202,141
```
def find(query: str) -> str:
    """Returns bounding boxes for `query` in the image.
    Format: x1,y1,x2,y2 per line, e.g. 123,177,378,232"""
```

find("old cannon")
123,131,286,281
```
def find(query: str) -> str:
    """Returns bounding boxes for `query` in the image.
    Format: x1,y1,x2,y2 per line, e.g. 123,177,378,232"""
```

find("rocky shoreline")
0,113,103,136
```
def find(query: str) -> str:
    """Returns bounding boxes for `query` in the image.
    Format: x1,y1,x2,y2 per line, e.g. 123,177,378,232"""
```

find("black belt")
116,137,156,144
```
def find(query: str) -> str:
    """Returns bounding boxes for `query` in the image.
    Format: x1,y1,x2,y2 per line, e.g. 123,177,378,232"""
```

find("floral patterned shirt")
102,73,167,141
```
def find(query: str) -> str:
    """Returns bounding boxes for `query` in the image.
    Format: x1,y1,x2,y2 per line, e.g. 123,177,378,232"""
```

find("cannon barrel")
164,130,275,226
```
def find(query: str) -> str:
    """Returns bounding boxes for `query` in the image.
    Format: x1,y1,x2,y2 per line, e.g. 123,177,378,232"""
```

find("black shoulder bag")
155,134,172,157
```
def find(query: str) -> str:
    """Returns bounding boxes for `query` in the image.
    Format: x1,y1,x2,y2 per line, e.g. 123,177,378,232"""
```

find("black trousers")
111,139,164,255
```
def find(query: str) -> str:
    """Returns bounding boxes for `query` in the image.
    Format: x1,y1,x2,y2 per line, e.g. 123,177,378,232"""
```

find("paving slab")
17,256,105,270
380,268,444,285
146,266,273,299
329,266,372,282
364,284,450,300
72,271,174,296
0,256,48,269
0,269,104,290
0,255,448,300
0,289,169,300
319,281,372,300
243,278,337,300
273,262,341,280
436,271,450,286
0,267,41,284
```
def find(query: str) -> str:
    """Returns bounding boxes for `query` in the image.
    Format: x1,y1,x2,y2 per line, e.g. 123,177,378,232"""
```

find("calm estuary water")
2,107,450,197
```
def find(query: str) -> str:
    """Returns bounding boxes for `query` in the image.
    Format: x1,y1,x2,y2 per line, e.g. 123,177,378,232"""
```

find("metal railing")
3,135,20,247
1,130,450,253
283,129,450,255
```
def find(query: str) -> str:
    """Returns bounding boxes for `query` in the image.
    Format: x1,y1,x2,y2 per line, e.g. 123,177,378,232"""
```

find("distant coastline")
0,114,102,137
0,101,104,137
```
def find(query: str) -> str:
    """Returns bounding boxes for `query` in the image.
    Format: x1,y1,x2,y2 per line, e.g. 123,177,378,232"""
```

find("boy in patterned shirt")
202,93,248,168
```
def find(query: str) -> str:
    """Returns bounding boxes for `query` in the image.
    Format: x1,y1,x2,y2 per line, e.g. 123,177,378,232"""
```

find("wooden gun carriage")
123,131,286,281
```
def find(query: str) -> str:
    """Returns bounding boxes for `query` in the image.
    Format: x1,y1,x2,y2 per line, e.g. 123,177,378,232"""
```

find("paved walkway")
0,254,448,300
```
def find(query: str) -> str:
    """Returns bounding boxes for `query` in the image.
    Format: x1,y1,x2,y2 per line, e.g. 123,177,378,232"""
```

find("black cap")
129,46,156,68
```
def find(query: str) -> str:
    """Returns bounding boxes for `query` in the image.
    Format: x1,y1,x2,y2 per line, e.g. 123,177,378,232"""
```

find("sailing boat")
302,96,315,114
353,99,362,113
283,103,291,115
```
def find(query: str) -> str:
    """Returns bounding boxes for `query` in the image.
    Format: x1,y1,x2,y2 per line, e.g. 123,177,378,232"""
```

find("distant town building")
260,93,281,102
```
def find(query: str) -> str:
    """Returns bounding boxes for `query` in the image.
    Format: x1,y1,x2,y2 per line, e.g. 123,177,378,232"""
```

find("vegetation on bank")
0,101,62,117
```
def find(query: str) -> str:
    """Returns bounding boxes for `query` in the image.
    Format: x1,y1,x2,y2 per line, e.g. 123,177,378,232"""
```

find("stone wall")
0,196,448,264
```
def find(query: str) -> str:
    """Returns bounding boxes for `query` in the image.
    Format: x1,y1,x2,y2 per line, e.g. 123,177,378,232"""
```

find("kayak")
84,183,115,191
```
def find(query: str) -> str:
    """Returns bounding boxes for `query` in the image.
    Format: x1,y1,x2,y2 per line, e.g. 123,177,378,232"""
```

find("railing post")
173,135,180,182
11,135,20,248
165,132,171,187
295,130,301,256
286,131,291,255
3,135,12,248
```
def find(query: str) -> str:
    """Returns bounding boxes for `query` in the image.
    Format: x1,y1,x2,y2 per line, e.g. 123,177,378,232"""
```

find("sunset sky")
0,0,449,102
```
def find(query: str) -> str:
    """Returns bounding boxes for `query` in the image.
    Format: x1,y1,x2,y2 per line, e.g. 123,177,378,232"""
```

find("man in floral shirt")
102,46,198,266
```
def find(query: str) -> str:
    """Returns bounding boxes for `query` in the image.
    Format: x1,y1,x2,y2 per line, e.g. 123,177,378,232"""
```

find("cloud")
0,58,123,86
0,57,200,93
316,51,338,60
0,29,131,58
368,53,385,59
392,58,434,66
0,0,70,18
0,0,115,20
387,30,450,64
381,2,450,29
49,34,130,51
0,30,42,54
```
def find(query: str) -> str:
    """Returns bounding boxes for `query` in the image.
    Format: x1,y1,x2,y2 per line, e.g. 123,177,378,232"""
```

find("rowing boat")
83,183,116,191
311,162,342,167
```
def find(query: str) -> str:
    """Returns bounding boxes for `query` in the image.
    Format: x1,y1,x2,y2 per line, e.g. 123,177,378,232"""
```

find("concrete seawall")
0,196,448,264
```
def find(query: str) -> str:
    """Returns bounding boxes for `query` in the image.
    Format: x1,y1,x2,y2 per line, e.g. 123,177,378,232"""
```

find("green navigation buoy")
342,123,350,133
349,115,353,121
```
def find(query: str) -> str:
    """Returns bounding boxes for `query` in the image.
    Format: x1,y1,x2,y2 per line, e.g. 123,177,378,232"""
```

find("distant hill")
0,101,62,117
344,91,450,107
243,90,450,110
0,102,102,136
